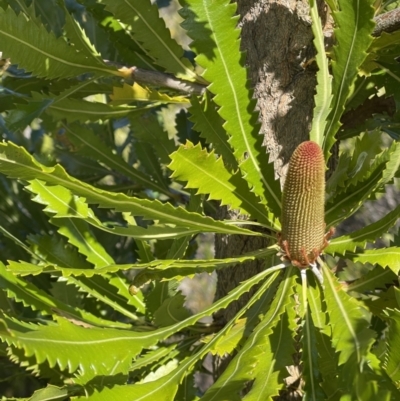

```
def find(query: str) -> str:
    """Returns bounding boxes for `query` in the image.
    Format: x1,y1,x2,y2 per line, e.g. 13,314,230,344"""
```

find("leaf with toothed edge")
189,93,238,171
322,0,375,159
326,203,400,255
0,261,129,329
350,247,400,275
6,246,278,283
0,6,118,79
180,0,282,219
0,142,258,237
201,268,296,401
168,141,279,230
73,266,284,400
2,264,283,390
321,262,375,366
308,0,333,148
99,0,197,81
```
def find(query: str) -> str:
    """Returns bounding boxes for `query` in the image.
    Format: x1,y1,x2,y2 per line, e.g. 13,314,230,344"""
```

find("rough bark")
213,0,328,394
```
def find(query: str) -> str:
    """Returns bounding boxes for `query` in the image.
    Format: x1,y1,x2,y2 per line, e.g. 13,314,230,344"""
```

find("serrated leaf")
322,262,375,365
347,265,397,294
111,82,190,105
76,266,284,401
202,268,296,401
0,141,257,237
0,314,140,381
100,0,196,81
46,96,156,123
306,275,340,399
323,0,375,158
243,301,297,401
181,0,282,218
189,93,237,171
5,97,53,132
325,141,400,226
383,309,400,387
300,272,326,401
308,0,333,147
62,123,171,196
326,203,400,255
6,246,278,283
350,247,400,274
168,141,279,230
0,6,117,79
130,112,176,165
61,3,104,66
52,218,114,267
0,261,129,329
26,179,211,242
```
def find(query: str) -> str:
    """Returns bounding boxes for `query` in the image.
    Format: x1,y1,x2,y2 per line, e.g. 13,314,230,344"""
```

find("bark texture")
213,0,328,394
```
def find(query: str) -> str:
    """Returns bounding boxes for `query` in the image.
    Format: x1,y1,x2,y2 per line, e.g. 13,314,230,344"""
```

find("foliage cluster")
0,0,400,400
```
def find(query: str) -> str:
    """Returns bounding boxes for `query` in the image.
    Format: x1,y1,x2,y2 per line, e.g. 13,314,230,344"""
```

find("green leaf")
325,141,400,227
50,217,114,267
63,123,171,196
28,385,70,401
168,141,279,230
384,309,400,386
26,178,214,242
0,261,130,329
0,6,117,79
202,268,296,401
99,0,197,81
0,142,257,237
300,271,326,401
76,266,284,401
347,265,397,294
6,247,278,284
350,247,400,274
308,0,332,147
189,93,237,171
130,112,176,166
46,96,157,123
322,262,375,365
153,294,191,327
5,97,53,132
326,203,400,255
181,0,282,218
306,274,340,399
243,301,297,401
323,0,375,158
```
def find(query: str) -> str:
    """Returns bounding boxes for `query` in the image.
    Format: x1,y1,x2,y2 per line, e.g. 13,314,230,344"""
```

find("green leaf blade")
181,0,282,218
308,0,333,147
100,0,197,81
0,6,117,79
323,0,375,158
168,142,278,229
322,262,375,365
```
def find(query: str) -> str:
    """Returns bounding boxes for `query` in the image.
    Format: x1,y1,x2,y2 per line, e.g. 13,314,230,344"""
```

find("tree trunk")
213,0,329,393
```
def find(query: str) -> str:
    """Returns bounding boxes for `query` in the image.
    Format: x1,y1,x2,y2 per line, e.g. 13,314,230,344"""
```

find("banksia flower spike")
280,141,332,268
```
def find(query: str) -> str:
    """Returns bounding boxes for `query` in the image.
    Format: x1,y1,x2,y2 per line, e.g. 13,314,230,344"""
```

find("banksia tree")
280,141,329,267
1,1,400,400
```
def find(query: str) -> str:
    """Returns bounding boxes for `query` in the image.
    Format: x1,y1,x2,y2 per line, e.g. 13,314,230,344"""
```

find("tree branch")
129,66,206,96
103,60,207,96
374,8,400,36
